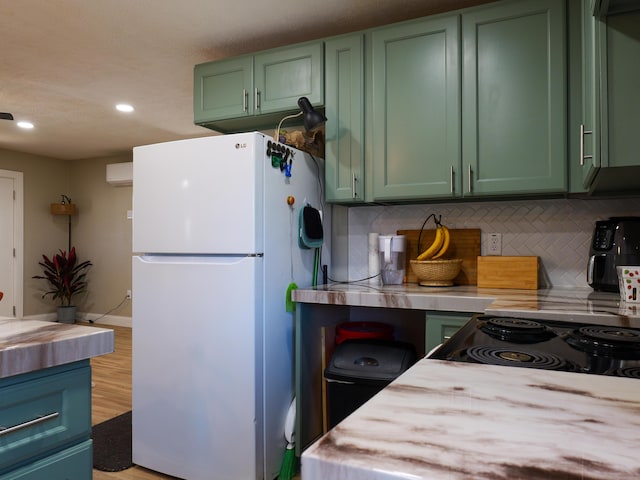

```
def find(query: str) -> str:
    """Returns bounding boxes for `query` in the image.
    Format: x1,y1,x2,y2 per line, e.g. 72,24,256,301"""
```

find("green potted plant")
33,246,92,323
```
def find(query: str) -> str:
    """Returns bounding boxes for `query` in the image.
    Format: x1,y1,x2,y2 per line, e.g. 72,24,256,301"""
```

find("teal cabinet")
324,34,365,203
194,42,324,132
425,312,472,353
371,15,461,201
0,361,92,479
462,0,567,196
1,441,92,480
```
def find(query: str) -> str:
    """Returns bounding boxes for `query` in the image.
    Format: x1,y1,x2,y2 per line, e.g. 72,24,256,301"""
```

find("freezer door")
132,255,263,480
132,133,264,254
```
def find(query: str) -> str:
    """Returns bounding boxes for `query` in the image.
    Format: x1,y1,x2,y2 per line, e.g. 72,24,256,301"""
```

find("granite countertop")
302,359,640,480
293,284,640,327
296,285,640,479
0,319,114,378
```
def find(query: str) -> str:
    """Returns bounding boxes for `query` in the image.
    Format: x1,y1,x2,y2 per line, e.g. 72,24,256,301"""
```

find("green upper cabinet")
462,0,567,196
573,8,640,194
593,0,640,16
324,34,365,203
605,12,640,170
194,42,324,132
371,16,461,201
254,43,324,115
574,0,603,190
194,56,254,124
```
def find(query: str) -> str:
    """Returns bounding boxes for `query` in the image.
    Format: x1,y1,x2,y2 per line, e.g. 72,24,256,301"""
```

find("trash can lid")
324,339,416,384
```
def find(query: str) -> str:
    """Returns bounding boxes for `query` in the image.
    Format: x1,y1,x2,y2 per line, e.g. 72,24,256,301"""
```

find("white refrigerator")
131,132,327,480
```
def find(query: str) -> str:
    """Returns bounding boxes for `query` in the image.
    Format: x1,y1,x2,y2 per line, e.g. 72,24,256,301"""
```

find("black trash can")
324,339,416,429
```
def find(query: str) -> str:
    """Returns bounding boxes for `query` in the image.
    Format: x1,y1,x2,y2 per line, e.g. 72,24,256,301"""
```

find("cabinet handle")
467,164,472,193
352,172,358,199
450,166,454,194
255,88,261,111
580,124,593,166
242,89,248,113
0,412,60,437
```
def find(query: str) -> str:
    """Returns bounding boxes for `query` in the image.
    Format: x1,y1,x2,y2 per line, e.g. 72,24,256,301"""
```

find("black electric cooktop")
429,315,640,379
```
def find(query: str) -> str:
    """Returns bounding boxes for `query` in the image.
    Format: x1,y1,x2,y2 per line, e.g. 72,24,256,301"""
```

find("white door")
132,254,262,480
0,170,23,319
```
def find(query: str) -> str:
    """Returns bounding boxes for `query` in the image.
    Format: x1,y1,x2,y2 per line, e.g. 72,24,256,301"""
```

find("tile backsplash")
342,197,640,288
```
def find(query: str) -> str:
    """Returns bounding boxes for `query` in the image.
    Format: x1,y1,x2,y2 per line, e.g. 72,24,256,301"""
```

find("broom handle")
312,248,319,287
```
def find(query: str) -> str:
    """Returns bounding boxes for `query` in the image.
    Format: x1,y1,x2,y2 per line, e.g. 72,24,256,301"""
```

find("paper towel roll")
368,233,381,285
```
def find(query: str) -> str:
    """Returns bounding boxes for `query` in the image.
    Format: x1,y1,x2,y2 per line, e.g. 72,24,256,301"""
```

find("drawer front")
0,439,92,480
0,364,91,473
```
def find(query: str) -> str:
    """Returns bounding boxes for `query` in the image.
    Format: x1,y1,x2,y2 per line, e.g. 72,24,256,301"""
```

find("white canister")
378,235,406,285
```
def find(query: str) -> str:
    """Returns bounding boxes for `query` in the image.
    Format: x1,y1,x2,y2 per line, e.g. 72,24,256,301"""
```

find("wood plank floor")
88,323,301,480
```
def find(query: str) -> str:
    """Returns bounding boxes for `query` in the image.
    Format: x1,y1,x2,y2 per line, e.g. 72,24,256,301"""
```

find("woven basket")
410,258,463,287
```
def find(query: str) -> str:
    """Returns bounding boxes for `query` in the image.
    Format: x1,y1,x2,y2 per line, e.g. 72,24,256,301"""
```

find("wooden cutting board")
397,228,481,285
477,256,539,289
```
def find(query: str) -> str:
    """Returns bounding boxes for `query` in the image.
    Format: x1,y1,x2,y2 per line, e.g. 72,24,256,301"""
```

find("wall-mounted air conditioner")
106,162,133,186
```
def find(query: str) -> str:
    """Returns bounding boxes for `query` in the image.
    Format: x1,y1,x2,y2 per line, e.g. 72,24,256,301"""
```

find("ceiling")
0,0,492,160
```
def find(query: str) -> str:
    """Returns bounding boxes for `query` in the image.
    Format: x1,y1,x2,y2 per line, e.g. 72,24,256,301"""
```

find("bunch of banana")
417,224,451,260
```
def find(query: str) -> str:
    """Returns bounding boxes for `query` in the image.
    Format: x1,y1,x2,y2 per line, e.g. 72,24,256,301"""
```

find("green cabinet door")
324,34,365,203
462,0,567,196
194,56,253,124
575,9,640,193
605,12,640,169
371,15,461,201
254,42,324,115
425,312,472,354
574,0,603,190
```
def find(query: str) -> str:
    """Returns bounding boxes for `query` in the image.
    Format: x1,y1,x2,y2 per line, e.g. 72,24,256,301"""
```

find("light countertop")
0,319,114,378
295,284,640,479
302,359,640,480
293,284,640,327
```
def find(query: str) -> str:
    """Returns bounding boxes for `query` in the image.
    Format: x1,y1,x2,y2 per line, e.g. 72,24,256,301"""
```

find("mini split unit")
106,162,133,186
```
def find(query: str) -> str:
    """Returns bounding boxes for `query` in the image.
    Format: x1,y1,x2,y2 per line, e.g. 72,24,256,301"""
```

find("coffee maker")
587,217,640,292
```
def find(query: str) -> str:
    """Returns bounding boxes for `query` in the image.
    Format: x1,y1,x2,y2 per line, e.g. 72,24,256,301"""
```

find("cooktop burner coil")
466,345,570,371
566,326,640,359
478,316,556,343
611,367,640,379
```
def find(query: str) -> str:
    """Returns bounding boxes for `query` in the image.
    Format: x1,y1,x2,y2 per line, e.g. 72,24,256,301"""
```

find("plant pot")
57,306,77,324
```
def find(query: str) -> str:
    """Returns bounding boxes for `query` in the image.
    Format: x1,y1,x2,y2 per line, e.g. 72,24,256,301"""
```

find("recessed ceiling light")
17,121,34,129
116,104,134,113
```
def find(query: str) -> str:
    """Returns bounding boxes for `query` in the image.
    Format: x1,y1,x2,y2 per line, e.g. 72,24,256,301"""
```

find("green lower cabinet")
0,361,92,479
425,312,473,354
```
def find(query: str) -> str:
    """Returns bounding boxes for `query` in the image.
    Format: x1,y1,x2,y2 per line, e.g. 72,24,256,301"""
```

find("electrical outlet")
126,290,132,299
488,233,502,255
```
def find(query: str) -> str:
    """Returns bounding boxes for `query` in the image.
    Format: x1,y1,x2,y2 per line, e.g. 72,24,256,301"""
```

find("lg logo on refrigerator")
235,143,247,149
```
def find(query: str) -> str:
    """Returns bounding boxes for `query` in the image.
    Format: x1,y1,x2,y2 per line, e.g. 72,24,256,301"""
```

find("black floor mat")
92,410,133,472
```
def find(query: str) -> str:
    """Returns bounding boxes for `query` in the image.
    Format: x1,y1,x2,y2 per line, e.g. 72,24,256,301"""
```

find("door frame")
0,169,23,319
